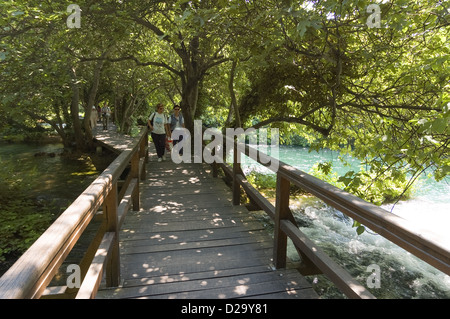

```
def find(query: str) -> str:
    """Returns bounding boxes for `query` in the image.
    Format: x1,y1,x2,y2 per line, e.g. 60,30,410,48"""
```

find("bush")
309,161,415,206
247,172,277,189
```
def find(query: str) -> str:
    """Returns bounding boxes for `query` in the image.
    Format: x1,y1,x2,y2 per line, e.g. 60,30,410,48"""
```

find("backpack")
148,112,167,128
148,112,155,128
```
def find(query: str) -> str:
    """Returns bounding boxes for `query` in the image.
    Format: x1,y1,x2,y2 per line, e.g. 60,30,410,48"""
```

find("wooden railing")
0,127,149,299
208,135,450,299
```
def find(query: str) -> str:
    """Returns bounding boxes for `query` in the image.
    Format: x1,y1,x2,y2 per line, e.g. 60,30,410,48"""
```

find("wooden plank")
121,218,259,234
119,228,269,248
121,208,255,225
122,265,276,287
141,183,229,194
76,232,115,299
93,124,135,154
123,205,253,220
98,268,310,299
118,252,275,281
141,193,233,205
0,128,149,299
120,242,273,267
121,236,270,255
134,279,312,299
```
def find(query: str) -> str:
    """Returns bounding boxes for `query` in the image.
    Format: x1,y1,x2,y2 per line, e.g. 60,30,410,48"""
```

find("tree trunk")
83,59,105,149
228,59,241,128
181,73,200,133
70,67,85,150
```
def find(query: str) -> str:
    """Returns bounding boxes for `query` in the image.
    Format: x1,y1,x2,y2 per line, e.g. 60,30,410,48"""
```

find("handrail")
209,134,450,298
0,127,149,299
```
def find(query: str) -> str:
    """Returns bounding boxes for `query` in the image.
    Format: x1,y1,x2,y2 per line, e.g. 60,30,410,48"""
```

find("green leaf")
356,226,366,235
182,9,191,21
431,118,448,134
297,20,310,37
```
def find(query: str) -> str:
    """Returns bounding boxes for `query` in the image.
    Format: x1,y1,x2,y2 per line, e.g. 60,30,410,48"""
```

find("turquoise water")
241,145,450,299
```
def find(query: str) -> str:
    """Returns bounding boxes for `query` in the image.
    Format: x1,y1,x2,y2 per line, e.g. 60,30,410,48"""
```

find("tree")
125,0,262,132
234,0,450,185
1,0,448,185
0,1,75,146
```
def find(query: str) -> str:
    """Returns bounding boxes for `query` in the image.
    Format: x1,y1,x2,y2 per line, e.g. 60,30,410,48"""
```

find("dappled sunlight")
154,222,169,226
234,285,249,295
90,144,319,299
149,206,167,213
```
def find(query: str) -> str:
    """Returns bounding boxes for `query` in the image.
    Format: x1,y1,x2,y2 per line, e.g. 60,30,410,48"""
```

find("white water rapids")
241,146,450,298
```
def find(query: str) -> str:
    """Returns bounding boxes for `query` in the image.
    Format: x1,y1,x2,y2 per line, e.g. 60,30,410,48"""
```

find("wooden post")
103,182,120,287
232,140,241,205
211,144,218,178
273,173,290,269
131,151,140,211
144,128,149,164
139,133,148,181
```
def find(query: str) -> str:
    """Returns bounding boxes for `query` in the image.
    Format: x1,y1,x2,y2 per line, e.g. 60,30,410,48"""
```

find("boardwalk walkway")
93,127,318,299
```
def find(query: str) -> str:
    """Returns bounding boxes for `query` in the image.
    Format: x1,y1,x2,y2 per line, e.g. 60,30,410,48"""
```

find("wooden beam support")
273,174,290,269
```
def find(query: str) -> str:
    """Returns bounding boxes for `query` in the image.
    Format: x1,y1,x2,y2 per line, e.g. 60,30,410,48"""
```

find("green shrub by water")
246,160,415,236
247,161,415,206
0,158,55,267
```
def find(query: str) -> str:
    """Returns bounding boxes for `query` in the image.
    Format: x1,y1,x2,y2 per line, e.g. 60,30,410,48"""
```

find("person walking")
102,104,111,130
90,105,98,131
169,105,185,156
148,103,170,162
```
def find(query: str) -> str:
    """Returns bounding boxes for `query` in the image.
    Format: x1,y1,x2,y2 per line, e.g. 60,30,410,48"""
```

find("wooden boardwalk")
93,123,135,154
94,131,318,299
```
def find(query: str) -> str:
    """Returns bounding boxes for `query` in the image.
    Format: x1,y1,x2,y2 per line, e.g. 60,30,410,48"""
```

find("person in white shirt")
90,105,98,130
148,103,170,162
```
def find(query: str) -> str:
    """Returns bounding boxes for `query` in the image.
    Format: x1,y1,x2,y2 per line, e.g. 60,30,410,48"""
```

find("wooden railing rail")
0,127,149,299
207,134,450,299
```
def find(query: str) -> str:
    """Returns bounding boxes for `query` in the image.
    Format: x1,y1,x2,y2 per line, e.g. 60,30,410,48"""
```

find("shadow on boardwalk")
95,129,318,299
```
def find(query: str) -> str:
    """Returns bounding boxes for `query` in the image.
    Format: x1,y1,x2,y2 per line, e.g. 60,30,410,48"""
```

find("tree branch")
250,116,331,136
78,55,183,78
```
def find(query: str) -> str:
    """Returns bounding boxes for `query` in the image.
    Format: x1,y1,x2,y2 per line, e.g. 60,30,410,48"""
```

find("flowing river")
241,146,450,299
